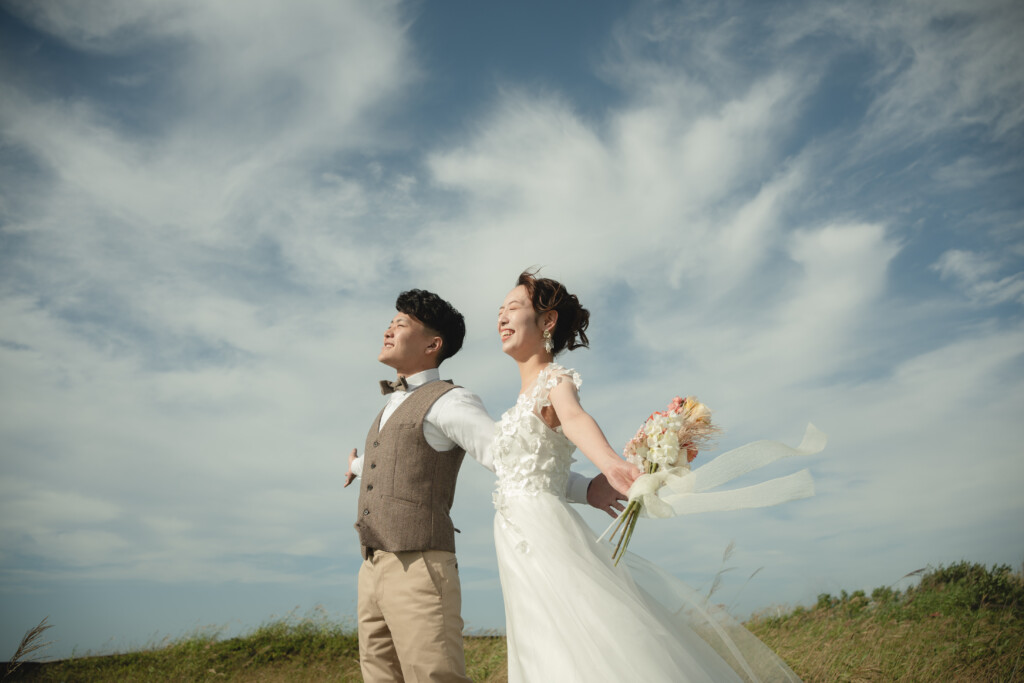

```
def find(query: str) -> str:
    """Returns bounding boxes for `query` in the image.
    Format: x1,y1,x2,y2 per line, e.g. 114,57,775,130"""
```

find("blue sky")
1,0,1022,659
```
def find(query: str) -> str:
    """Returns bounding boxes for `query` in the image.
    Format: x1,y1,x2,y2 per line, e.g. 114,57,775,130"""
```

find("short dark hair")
395,289,465,364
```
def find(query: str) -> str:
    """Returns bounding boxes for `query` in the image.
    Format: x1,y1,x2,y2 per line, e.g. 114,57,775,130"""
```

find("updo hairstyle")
517,270,590,355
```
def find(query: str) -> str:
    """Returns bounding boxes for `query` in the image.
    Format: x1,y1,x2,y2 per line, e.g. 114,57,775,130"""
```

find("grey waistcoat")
354,380,466,558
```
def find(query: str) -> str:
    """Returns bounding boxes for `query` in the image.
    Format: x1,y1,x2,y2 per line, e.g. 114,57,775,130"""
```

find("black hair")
517,270,590,355
395,289,466,364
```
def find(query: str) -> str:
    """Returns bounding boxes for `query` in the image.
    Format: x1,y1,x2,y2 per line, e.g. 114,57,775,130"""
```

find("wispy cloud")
933,249,1024,305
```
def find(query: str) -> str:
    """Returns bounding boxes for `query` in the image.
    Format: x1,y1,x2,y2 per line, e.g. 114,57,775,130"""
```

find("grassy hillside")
6,562,1022,682
745,561,1024,681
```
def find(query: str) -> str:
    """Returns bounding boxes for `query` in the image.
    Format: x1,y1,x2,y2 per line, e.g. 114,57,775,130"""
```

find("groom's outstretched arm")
427,388,498,470
427,389,603,508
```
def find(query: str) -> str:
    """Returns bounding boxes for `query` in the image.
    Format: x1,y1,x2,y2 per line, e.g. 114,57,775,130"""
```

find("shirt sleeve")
350,454,364,478
565,471,592,505
426,388,497,471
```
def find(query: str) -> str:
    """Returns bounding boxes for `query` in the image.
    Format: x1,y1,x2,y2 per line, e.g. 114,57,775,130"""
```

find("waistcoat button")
370,463,376,469
363,509,370,516
373,440,380,447
366,484,373,491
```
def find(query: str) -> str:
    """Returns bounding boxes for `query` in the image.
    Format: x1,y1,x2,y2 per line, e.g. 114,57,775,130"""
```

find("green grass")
3,609,507,683
7,562,1022,682
746,561,1024,682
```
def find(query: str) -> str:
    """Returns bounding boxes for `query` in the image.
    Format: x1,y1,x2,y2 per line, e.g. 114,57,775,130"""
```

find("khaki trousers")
357,549,471,683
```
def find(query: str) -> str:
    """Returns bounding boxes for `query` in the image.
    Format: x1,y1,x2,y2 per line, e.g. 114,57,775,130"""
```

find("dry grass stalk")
4,617,54,678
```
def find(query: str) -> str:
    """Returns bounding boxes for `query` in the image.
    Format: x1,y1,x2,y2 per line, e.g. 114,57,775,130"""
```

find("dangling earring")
543,329,553,354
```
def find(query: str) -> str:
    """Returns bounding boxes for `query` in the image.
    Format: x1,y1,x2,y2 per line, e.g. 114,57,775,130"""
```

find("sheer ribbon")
599,424,826,541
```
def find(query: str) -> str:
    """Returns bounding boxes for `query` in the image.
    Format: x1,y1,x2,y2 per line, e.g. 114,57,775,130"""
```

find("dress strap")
530,363,582,411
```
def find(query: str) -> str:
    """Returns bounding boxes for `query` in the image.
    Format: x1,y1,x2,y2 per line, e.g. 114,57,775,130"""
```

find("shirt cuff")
351,455,364,478
565,471,592,505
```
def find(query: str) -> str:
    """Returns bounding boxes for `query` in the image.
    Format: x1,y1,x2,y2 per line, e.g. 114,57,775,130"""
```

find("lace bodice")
493,364,581,520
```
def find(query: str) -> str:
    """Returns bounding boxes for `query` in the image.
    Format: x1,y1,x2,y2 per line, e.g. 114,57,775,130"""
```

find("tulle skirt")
494,492,801,683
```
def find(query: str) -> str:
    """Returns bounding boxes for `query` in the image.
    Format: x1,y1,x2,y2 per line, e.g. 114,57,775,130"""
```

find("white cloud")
934,249,1024,305
422,67,807,308
867,0,1024,142
1,0,415,300
773,0,1024,147
3,0,185,50
931,156,1019,190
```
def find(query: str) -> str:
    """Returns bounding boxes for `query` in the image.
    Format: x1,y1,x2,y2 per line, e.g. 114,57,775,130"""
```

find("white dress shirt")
352,368,592,504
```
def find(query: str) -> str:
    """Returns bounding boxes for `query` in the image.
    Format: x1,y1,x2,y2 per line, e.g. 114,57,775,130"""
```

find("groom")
345,289,624,683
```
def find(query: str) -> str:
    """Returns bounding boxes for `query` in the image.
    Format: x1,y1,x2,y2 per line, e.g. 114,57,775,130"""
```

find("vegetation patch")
6,562,1022,682
746,561,1024,681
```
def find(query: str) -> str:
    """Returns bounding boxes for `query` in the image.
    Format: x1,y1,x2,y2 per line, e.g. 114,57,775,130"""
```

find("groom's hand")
344,448,358,488
587,474,628,518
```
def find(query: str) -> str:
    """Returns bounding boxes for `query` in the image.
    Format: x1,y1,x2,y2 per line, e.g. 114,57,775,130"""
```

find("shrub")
907,561,1024,616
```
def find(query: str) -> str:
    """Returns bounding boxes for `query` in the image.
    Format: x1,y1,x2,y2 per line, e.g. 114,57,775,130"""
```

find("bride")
492,270,806,682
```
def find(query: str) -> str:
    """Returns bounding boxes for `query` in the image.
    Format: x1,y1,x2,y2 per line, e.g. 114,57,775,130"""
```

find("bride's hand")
604,459,642,498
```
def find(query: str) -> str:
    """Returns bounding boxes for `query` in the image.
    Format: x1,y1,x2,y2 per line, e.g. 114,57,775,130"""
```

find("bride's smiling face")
498,285,548,358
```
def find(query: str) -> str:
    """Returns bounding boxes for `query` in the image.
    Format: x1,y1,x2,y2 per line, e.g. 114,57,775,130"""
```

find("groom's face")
378,312,442,374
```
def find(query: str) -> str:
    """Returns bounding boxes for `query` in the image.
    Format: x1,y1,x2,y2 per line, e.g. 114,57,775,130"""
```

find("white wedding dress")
492,364,804,683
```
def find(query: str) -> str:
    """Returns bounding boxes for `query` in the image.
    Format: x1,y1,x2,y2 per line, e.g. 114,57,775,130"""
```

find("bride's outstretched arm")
548,380,640,497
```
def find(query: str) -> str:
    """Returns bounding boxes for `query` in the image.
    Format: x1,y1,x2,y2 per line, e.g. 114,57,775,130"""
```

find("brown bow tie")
379,377,409,395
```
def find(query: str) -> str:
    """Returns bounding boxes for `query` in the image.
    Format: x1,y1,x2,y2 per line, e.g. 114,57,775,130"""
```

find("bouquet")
605,396,719,565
